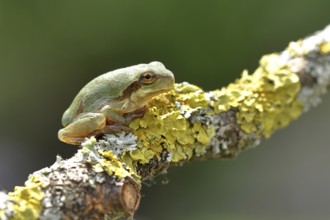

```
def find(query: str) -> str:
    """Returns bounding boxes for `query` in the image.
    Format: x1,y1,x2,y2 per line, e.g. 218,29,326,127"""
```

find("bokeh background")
0,1,330,220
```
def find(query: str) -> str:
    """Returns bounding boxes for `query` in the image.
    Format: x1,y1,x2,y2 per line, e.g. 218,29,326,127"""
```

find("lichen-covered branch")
0,141,141,220
1,25,330,219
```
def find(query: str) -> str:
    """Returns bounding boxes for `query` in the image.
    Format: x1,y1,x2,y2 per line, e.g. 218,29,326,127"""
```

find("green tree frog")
58,61,175,145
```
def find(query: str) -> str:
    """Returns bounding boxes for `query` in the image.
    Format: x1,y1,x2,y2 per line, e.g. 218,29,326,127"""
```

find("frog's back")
61,66,138,126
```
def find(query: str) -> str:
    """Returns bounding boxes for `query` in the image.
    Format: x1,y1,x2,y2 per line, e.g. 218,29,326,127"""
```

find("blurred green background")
0,1,330,220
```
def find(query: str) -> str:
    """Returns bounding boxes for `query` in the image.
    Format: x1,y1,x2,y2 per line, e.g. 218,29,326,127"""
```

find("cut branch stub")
83,177,140,218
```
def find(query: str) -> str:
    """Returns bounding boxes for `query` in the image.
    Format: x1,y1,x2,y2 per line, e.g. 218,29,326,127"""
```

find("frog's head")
127,61,175,108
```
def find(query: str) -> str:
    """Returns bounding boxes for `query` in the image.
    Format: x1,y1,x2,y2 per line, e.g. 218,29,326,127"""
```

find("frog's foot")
57,135,87,145
58,128,91,145
90,124,133,139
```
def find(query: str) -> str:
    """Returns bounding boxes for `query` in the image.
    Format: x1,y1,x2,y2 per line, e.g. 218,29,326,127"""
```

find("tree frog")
58,61,175,145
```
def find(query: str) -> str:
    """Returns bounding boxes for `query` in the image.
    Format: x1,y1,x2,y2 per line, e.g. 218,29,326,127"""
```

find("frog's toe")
58,129,86,145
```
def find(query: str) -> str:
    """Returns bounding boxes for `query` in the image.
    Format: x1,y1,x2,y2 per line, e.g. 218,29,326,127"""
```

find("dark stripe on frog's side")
72,81,141,116
112,74,172,102
68,74,171,123
113,81,142,102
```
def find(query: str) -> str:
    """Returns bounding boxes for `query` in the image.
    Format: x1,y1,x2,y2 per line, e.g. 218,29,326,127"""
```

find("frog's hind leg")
58,113,106,145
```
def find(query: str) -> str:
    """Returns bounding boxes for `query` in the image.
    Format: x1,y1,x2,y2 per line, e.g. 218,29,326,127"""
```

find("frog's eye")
140,71,156,85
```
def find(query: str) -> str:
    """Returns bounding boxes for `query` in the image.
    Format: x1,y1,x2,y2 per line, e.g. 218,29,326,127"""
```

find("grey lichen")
0,192,15,220
97,132,138,156
201,109,259,160
287,25,330,112
33,148,139,219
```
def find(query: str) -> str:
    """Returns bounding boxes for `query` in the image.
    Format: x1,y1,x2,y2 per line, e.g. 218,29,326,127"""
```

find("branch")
1,25,330,219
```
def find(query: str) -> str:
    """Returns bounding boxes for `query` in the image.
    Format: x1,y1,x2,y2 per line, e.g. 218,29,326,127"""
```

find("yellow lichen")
287,40,305,56
175,83,209,109
320,41,330,54
94,151,139,180
192,123,214,145
210,53,303,138
125,51,304,165
126,84,214,165
81,137,140,180
8,175,44,220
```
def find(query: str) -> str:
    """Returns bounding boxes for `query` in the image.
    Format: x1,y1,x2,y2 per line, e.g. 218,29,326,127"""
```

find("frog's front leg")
58,113,106,145
102,105,147,125
102,108,127,124
95,106,146,135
